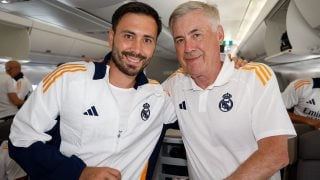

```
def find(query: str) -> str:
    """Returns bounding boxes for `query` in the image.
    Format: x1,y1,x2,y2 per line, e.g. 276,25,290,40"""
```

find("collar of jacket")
13,72,24,81
93,52,148,90
313,78,320,88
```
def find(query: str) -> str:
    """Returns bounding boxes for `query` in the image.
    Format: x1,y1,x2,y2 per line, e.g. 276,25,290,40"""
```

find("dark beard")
111,50,148,76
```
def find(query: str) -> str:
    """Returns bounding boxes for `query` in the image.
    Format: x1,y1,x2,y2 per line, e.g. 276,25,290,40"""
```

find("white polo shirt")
162,59,296,179
0,73,18,118
16,76,33,100
282,78,320,119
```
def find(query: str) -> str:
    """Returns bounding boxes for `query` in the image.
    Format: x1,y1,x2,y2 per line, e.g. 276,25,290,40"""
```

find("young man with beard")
8,2,177,180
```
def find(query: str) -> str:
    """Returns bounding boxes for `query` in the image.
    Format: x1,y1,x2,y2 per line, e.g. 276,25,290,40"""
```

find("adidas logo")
83,106,99,116
179,101,187,110
306,99,316,105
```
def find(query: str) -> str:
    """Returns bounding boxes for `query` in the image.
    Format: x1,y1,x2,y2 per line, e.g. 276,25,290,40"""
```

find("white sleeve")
6,77,16,93
161,93,177,124
16,78,32,100
10,73,61,147
251,65,296,140
161,78,177,124
281,80,300,109
162,76,174,96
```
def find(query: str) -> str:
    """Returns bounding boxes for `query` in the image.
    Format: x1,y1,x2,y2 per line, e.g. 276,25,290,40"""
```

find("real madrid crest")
219,93,233,112
141,103,150,121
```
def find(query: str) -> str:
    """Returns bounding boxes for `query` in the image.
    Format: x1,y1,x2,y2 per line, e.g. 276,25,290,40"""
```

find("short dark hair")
112,2,162,37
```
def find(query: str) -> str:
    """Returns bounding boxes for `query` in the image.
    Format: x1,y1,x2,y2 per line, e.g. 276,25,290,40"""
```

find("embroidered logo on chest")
141,103,150,121
219,93,233,112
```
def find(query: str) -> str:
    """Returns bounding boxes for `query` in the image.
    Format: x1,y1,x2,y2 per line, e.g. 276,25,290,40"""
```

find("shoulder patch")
42,64,87,93
148,79,160,84
294,79,311,90
242,63,272,86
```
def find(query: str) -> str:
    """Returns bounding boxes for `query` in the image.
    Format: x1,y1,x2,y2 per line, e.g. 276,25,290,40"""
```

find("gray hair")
169,1,220,32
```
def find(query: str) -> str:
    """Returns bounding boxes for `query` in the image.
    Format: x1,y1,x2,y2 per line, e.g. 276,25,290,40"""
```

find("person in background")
0,60,31,180
282,78,320,129
162,1,296,179
5,60,33,103
0,72,18,118
1,60,32,142
0,71,22,125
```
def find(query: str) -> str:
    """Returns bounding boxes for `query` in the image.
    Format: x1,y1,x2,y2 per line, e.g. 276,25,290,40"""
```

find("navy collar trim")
313,78,320,88
13,72,24,81
93,52,148,89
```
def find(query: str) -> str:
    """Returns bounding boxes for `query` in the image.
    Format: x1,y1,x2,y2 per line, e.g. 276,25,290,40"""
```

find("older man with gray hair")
162,1,296,179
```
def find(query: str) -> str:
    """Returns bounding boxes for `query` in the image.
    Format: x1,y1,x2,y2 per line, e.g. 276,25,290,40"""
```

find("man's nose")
184,38,195,53
130,39,143,54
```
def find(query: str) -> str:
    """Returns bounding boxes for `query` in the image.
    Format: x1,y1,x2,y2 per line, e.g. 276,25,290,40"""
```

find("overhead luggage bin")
29,20,109,64
0,11,31,60
286,0,320,55
238,22,267,61
265,0,320,64
238,0,320,65
294,0,320,30
0,9,109,64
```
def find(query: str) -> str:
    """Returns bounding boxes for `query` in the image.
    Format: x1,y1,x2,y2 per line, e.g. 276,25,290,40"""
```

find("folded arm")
288,112,320,129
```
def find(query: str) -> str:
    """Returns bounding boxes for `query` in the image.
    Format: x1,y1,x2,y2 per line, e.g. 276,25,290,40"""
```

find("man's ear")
108,30,115,48
216,25,224,42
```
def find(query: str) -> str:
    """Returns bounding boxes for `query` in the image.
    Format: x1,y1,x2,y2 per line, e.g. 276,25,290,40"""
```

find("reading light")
1,0,31,4
0,0,10,4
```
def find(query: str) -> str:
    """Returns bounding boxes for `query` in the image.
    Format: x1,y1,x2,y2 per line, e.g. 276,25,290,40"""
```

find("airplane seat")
283,124,314,180
296,130,320,180
156,129,189,180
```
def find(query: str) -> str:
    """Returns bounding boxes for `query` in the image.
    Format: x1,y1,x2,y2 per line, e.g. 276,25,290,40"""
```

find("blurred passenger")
5,60,33,102
0,71,22,125
282,78,320,129
0,60,31,180
1,60,32,140
162,1,296,179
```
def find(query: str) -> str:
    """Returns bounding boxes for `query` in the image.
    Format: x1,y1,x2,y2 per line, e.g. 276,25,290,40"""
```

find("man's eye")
124,34,133,39
193,33,201,39
175,38,184,44
144,38,153,44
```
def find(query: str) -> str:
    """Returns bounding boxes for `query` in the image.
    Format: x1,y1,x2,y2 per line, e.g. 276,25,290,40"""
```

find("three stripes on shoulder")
242,63,272,86
42,64,87,93
294,79,311,90
42,63,161,93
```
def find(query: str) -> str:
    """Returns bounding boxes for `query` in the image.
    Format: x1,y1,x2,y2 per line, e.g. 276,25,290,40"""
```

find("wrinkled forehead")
172,11,214,32
171,10,217,29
